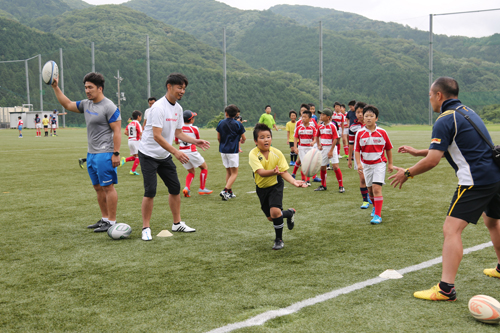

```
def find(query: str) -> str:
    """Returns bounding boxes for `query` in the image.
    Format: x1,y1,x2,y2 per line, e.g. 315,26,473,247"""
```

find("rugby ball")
107,223,132,240
301,148,322,177
42,60,58,85
468,295,500,324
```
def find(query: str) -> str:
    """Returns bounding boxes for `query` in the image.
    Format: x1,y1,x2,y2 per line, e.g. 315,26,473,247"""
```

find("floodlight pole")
114,70,123,111
429,7,500,125
60,48,65,127
147,34,151,98
39,54,43,112
91,42,95,72
319,21,323,111
25,59,30,106
223,27,227,108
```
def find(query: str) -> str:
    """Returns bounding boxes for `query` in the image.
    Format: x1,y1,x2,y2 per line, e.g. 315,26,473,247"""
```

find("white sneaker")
220,190,230,201
142,227,152,241
172,221,196,233
230,192,236,198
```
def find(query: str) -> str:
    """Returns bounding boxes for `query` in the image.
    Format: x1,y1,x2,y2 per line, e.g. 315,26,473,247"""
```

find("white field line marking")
206,241,493,333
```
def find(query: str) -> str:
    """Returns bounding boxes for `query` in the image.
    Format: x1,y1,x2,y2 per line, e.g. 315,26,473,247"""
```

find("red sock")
334,169,343,187
320,169,327,187
186,173,195,190
337,143,341,156
200,169,208,189
131,157,140,172
126,156,135,162
374,196,383,216
306,177,310,182
300,171,306,181
293,164,299,175
344,145,349,155
313,174,317,179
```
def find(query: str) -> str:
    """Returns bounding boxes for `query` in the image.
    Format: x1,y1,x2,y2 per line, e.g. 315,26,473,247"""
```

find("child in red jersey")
331,102,345,159
121,110,143,175
176,110,213,197
316,108,344,192
293,110,318,186
17,116,23,138
354,105,393,224
348,102,371,209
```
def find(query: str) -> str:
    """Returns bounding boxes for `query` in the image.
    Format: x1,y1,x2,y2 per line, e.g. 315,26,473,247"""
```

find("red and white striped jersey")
18,120,23,126
348,120,365,145
318,122,339,146
126,120,142,141
295,118,318,130
175,124,200,152
294,123,318,146
354,127,393,164
341,113,349,130
331,112,345,131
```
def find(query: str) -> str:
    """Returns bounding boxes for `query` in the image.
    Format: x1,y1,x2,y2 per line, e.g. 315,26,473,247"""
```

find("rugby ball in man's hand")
469,295,500,324
42,60,58,85
301,148,322,177
107,223,132,240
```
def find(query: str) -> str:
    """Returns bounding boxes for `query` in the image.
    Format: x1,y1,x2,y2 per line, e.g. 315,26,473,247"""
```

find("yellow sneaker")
413,284,457,301
484,268,500,279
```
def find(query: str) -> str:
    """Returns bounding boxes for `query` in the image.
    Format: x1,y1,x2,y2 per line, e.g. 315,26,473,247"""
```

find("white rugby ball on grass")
301,148,322,178
469,295,500,324
42,60,58,85
107,223,132,240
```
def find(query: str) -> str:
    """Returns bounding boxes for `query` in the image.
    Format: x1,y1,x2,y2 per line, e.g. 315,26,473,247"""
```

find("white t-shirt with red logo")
294,123,318,147
318,122,339,146
354,126,393,165
126,120,142,141
175,124,200,152
139,96,184,159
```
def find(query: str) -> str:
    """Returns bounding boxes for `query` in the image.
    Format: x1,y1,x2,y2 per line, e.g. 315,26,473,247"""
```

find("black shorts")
256,176,284,217
44,125,48,129
138,151,180,197
447,181,500,224
289,142,294,148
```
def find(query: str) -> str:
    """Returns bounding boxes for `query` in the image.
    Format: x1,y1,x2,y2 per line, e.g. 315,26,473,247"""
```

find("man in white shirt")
138,73,210,241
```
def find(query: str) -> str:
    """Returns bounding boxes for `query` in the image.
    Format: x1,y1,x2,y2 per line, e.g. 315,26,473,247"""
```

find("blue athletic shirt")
216,117,245,153
429,98,500,186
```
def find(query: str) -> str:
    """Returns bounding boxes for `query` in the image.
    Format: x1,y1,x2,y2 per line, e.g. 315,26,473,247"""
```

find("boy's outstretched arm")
281,171,307,187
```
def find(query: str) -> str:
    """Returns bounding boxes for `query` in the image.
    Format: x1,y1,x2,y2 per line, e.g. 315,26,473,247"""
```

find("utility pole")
146,35,151,98
319,21,323,111
25,59,30,107
91,42,95,72
114,70,124,111
38,54,43,112
223,27,227,108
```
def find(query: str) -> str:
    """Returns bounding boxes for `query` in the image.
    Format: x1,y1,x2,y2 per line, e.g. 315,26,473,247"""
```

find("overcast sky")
84,0,500,38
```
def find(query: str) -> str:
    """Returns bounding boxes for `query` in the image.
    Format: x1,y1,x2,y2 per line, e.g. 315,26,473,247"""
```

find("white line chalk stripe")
207,241,493,333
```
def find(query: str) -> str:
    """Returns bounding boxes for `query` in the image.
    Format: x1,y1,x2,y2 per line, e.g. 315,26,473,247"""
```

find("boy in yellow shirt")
249,123,307,250
285,110,297,166
42,115,50,137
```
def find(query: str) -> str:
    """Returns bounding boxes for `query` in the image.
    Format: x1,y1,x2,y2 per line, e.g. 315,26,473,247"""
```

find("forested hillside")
0,6,320,126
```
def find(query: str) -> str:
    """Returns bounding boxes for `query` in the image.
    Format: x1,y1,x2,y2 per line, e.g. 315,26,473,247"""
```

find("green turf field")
1,125,500,332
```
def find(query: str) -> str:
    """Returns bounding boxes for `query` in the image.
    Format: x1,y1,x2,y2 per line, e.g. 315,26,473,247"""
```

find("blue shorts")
18,126,22,131
87,152,118,187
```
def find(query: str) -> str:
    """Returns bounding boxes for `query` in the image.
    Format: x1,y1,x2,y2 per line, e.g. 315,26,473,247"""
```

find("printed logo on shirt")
86,109,98,116
165,118,177,121
431,138,441,144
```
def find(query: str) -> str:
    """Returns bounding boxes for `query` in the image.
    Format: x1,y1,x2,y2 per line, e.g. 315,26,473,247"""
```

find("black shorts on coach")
447,180,500,224
138,151,181,197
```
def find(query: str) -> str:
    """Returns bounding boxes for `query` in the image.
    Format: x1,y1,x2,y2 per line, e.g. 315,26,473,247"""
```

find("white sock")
108,220,116,225
102,217,109,222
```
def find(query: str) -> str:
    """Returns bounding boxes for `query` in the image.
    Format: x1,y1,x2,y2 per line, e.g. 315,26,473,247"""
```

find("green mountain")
270,4,500,65
0,5,320,126
0,0,72,21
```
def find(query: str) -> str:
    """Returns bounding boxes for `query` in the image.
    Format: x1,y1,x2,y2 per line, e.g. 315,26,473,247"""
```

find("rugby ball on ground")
107,223,132,240
301,148,322,177
42,60,59,85
468,295,500,324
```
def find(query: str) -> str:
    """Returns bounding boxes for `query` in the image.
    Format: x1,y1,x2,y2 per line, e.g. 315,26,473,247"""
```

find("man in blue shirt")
390,76,500,302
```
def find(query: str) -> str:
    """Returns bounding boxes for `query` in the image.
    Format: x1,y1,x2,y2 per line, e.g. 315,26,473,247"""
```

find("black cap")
183,110,197,122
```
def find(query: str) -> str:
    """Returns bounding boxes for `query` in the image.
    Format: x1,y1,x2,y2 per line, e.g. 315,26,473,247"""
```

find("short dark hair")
354,102,367,111
265,105,271,110
308,103,315,108
333,101,341,107
225,104,239,118
302,110,312,119
363,105,379,118
289,110,297,117
148,97,157,102
348,100,356,106
432,76,459,98
166,73,188,89
18,116,21,119
44,115,47,118
340,104,346,108
132,110,142,120
83,72,105,90
300,103,310,111
253,123,272,141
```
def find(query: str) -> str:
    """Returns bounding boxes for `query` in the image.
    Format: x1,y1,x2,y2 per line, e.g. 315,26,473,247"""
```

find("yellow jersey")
249,146,289,188
285,121,296,142
42,118,49,126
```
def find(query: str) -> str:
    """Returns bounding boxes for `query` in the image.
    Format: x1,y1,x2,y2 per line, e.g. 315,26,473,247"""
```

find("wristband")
404,168,413,179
